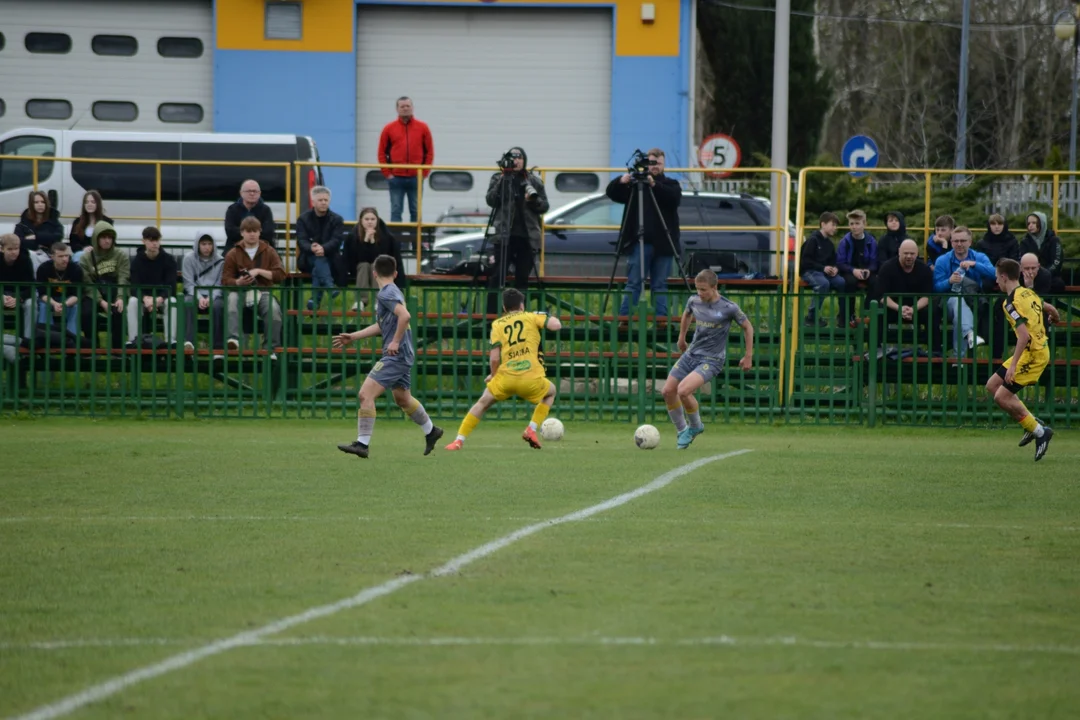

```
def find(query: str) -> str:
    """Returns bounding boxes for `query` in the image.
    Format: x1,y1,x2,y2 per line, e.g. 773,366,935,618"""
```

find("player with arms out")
663,269,754,449
445,288,563,451
985,258,1059,461
333,255,443,458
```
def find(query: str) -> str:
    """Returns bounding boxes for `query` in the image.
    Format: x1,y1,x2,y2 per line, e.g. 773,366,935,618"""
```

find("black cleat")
1034,427,1053,462
424,426,444,456
1019,418,1043,447
338,441,369,459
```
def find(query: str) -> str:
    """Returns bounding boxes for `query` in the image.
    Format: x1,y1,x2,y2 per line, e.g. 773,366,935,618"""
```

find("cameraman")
607,148,682,327
485,147,549,308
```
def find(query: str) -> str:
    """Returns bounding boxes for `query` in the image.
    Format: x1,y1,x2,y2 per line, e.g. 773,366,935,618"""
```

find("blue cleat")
676,426,695,449
688,425,705,440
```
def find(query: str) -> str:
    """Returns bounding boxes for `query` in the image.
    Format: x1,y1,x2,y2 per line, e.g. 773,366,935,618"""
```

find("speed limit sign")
698,133,741,179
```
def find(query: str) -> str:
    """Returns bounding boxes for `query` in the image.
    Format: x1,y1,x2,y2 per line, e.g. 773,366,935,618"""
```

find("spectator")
68,190,111,262
932,225,994,356
976,214,1020,266
224,180,276,253
181,231,225,355
15,190,64,255
378,96,434,224
35,242,82,340
876,211,909,267
799,211,845,326
126,226,178,349
485,146,549,316
607,147,682,327
0,233,36,339
836,209,878,326
296,185,347,311
926,214,954,270
222,216,285,356
876,239,936,350
1018,212,1066,294
78,220,129,349
1020,252,1053,296
343,207,404,312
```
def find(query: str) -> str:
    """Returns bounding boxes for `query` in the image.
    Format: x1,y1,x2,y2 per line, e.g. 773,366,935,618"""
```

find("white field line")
4,634,1079,656
7,450,752,720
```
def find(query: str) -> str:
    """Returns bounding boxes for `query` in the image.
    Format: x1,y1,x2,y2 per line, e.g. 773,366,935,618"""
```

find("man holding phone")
221,216,286,356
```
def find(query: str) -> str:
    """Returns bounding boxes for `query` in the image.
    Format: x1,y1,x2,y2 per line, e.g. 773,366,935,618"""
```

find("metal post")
1070,28,1079,172
771,0,790,279
954,0,971,170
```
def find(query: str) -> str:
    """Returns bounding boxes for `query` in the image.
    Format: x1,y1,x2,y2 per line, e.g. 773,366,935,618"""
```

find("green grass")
2,419,1079,719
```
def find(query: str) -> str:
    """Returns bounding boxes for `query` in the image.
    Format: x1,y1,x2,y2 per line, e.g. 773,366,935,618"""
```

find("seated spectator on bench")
79,221,129,350
876,211,910,267
35,242,82,340
68,190,111,263
1,233,36,339
1020,252,1052,296
1019,212,1066,294
296,185,346,311
926,214,954,270
799,211,845,326
224,180,276,253
181,231,224,354
876,239,937,350
343,207,405,312
932,226,994,357
837,209,878,326
222,216,285,355
126,226,178,349
977,214,1020,267
15,190,65,255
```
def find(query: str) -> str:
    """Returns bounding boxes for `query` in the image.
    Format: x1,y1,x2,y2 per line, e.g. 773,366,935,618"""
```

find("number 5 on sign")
698,133,741,179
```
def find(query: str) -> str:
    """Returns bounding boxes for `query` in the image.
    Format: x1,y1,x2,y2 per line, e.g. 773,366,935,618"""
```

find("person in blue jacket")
932,225,995,357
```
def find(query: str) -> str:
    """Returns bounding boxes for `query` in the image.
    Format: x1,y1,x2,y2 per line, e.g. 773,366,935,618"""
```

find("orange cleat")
522,426,542,449
444,439,464,451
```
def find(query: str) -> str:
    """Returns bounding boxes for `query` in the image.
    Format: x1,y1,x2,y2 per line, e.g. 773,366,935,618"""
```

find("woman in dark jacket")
68,190,112,258
342,207,405,310
14,190,65,253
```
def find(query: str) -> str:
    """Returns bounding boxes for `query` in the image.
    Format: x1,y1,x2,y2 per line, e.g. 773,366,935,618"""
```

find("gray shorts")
669,353,723,383
367,355,412,391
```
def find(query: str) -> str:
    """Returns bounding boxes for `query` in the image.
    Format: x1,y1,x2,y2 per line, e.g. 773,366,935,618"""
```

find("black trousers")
487,236,534,315
884,306,941,351
81,302,124,349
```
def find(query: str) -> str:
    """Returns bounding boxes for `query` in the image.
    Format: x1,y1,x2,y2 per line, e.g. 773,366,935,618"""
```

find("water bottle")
953,266,966,293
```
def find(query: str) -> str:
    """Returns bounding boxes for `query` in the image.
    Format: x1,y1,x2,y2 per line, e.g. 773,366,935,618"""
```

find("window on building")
0,136,57,191
71,140,180,201
92,35,138,56
554,173,600,193
265,2,303,40
0,32,6,52
158,103,204,124
157,37,203,58
92,101,139,122
365,171,388,191
428,172,473,192
25,32,71,54
0,99,5,118
26,99,72,120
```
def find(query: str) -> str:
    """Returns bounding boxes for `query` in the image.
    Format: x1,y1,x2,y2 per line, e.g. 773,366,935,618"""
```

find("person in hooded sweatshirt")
79,220,130,349
876,211,910,267
126,226,178,348
1019,212,1066,294
181,231,224,354
976,213,1020,293
14,190,65,254
0,233,37,339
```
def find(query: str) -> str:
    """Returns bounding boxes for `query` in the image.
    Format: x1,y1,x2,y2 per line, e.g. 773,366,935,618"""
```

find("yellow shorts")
486,374,551,404
997,349,1049,392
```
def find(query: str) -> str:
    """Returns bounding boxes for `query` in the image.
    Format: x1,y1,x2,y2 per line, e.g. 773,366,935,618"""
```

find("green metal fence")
3,282,1079,428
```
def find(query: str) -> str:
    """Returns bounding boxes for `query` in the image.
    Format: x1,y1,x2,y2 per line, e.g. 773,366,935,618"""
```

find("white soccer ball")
634,424,661,450
540,417,564,441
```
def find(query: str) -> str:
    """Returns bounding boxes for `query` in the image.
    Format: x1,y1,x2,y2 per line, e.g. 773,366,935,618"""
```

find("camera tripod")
601,175,690,317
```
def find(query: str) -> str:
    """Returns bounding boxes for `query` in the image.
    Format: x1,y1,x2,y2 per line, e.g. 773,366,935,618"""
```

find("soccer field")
2,418,1079,720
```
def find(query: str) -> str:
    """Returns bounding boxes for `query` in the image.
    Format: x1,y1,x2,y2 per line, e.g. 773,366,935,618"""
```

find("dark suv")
420,191,786,278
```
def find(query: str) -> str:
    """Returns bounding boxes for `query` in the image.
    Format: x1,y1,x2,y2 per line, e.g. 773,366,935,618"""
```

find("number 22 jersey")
490,311,551,379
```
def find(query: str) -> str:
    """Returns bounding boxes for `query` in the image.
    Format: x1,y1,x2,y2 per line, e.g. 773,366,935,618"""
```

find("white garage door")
0,0,213,134
356,6,612,225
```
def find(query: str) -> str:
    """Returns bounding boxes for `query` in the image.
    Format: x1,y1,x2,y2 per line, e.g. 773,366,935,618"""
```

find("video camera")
626,149,656,181
497,149,522,171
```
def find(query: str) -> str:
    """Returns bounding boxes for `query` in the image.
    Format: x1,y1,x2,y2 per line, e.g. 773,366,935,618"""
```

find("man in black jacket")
798,212,845,326
126,226,178,348
876,239,938,350
296,185,347,310
607,148,682,326
0,233,36,338
224,180,276,252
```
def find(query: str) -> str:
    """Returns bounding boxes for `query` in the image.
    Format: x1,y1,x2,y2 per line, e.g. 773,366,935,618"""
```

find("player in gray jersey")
333,255,443,458
662,269,754,449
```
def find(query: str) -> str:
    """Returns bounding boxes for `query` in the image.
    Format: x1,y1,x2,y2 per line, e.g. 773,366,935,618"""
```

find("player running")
445,288,562,451
333,255,443,458
985,258,1059,461
663,269,754,449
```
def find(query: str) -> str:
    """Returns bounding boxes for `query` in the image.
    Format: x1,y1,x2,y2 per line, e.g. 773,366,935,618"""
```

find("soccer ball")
634,424,661,450
540,417,564,441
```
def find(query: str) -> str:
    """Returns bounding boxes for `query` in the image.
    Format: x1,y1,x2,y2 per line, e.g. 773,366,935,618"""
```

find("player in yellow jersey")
445,288,563,450
985,258,1060,461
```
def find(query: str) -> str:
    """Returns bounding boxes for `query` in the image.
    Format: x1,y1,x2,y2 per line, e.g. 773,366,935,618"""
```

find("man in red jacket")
378,96,434,224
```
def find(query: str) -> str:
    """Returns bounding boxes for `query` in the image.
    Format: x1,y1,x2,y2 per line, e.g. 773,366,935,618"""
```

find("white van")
0,128,322,257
